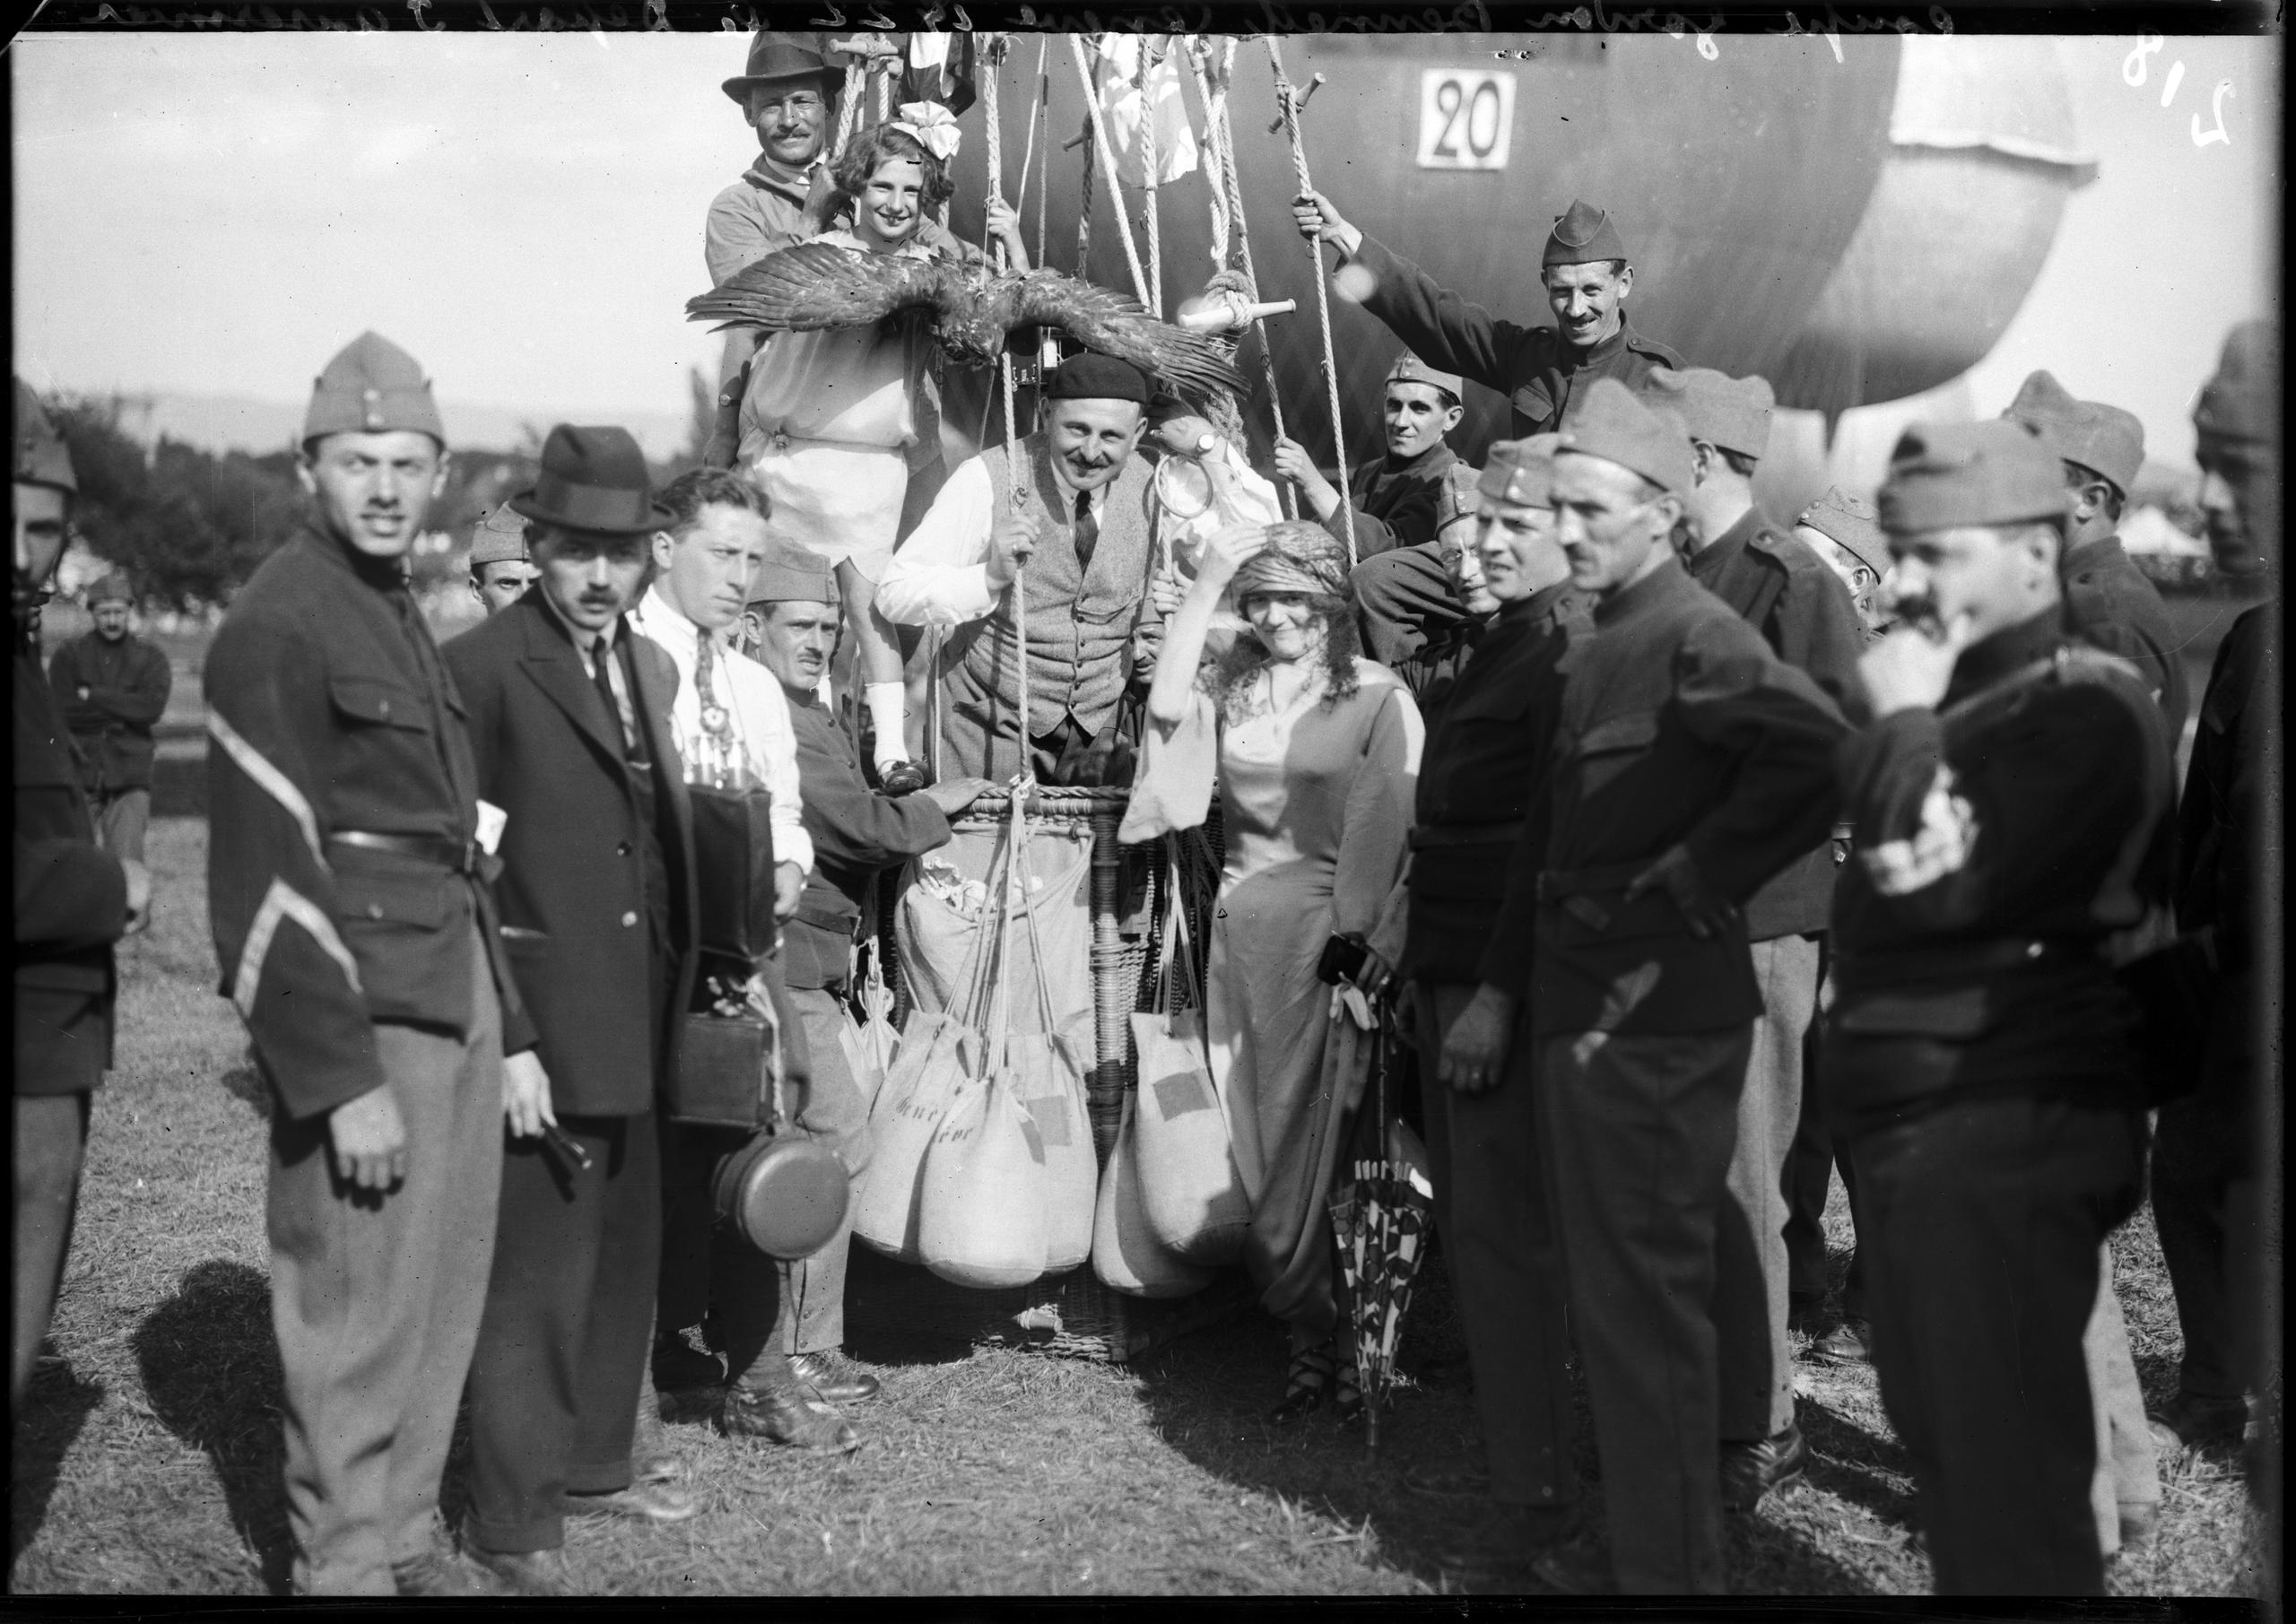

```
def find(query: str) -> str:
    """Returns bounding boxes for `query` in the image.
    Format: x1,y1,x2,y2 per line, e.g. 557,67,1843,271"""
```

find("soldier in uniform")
1826,419,2174,1594
1273,352,1472,551
203,334,535,1596
1795,487,1895,638
2149,319,2279,1466
48,570,172,864
1290,191,1683,668
1465,380,1847,1594
1374,436,1591,1577
466,501,536,616
2002,369,2189,734
1638,366,1866,1509
14,382,150,1409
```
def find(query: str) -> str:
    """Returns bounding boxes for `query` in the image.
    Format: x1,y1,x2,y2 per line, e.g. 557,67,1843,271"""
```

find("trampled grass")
8,816,2267,1597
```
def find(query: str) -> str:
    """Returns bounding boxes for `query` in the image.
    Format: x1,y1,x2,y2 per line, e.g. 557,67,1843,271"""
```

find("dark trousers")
658,1117,787,1391
2152,1083,2263,1402
1845,1079,2144,1595
1351,541,1466,668
1783,961,1865,1317
466,1108,662,1554
1416,983,1579,1507
12,1091,91,1407
1539,1026,1750,1594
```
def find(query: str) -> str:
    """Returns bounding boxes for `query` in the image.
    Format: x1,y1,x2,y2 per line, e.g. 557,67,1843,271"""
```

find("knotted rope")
1267,37,1356,564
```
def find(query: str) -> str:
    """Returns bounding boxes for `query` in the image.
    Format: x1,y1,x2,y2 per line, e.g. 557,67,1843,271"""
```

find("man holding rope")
1292,193,1681,669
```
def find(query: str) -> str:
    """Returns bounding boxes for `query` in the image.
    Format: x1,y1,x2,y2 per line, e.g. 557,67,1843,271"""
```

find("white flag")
1093,34,1198,187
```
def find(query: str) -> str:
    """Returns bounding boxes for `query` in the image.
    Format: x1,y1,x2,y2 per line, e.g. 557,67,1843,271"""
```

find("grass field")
6,816,2271,1597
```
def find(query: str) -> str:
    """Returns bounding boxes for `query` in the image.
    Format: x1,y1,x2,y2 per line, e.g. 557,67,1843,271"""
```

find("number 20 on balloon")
2123,36,2233,149
1417,71,1517,171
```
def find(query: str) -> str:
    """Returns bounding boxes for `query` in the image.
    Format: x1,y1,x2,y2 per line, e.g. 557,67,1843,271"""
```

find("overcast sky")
11,30,2280,469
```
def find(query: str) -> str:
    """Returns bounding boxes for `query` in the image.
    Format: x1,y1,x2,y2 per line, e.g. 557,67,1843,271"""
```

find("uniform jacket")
1828,611,2175,1124
444,595,700,1117
1402,581,1590,984
1479,556,1847,1036
16,634,125,1094
1683,507,1867,941
1349,233,1683,438
204,526,535,1122
2175,600,2269,969
782,690,952,991
2063,533,2191,739
48,630,171,794
1322,442,1460,560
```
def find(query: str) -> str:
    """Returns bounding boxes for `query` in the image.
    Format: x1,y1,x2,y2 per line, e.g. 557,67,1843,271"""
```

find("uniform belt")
1535,860,1653,932
1409,820,1523,850
1836,935,2100,985
330,829,482,876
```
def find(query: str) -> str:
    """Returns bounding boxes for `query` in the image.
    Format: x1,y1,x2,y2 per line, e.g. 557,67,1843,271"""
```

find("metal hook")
1267,72,1326,135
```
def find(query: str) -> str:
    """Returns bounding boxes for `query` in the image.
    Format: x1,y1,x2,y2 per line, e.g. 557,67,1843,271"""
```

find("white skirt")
744,437,909,582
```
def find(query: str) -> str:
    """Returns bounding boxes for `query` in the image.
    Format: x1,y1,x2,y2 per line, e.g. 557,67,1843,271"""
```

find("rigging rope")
983,38,1026,514
1266,37,1356,564
1139,39,1163,319
1068,35,1153,311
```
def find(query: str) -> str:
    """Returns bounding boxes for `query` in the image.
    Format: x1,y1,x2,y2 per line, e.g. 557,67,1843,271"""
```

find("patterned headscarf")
1230,520,1353,603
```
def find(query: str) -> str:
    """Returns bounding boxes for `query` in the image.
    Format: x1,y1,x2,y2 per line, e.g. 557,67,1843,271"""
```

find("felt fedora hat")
509,425,674,536
722,35,839,106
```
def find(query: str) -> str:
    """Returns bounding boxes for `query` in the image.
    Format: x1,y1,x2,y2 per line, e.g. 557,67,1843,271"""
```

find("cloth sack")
897,822,1093,1031
839,939,901,1122
1091,1089,1215,1299
918,1053,1053,1289
1128,889,1250,1264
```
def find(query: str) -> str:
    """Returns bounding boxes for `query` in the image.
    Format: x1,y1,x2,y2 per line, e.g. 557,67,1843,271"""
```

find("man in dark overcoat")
48,569,171,863
203,334,535,1596
445,426,702,1593
14,381,150,1409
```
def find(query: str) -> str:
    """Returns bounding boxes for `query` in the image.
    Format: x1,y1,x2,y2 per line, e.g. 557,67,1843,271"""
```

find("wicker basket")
845,786,1242,1363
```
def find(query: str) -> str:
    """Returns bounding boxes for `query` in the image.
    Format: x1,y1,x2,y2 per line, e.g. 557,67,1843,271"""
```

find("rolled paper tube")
1175,294,1299,333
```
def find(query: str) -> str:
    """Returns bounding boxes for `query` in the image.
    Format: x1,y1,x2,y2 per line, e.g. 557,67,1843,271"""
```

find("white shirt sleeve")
738,664,814,879
874,456,999,629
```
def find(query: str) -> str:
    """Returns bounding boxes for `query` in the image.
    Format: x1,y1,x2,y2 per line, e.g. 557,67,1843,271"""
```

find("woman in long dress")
1136,520,1423,1420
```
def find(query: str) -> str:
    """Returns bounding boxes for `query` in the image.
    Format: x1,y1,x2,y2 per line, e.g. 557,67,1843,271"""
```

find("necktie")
589,635,629,757
1073,489,1099,573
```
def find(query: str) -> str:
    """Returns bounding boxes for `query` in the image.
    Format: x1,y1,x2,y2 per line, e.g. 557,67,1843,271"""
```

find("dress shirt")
538,588,639,745
876,439,1283,630
627,585,813,877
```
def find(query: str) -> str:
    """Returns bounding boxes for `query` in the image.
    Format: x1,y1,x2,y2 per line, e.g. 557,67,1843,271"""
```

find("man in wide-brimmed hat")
204,334,538,1595
444,424,704,1594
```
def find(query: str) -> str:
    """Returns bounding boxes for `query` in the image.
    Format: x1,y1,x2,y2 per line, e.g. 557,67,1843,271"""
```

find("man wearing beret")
2002,369,2188,735
1638,365,1865,1510
14,382,152,1411
1825,418,2175,1594
444,425,707,1590
878,352,1277,784
740,543,993,1430
1460,380,1847,1594
2149,319,2279,1472
203,334,537,1595
1373,435,1593,1576
47,569,171,866
466,501,537,616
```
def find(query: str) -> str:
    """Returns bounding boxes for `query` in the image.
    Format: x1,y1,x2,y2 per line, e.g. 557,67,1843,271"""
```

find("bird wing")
685,242,958,333
1006,271,1244,403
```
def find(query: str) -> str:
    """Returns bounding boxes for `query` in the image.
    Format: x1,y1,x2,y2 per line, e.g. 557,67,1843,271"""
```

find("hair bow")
891,101,961,162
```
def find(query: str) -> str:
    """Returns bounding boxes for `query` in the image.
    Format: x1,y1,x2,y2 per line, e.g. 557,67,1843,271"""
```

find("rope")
832,56,865,160
983,37,1025,504
1032,38,1052,278
1075,112,1093,275
1189,37,1295,517
1140,39,1163,319
1069,35,1153,310
1267,38,1356,564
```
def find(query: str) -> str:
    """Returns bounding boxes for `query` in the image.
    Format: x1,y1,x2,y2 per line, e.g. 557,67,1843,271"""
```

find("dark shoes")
1269,1344,1335,1422
1721,1420,1809,1513
391,1541,503,1598
2147,1390,2248,1455
1787,1291,1827,1336
465,1542,577,1597
653,1326,726,1395
560,1481,700,1526
1810,1317,1873,1365
878,760,932,796
1435,1501,1582,1574
1403,1457,1492,1500
1531,1529,1617,1595
789,1349,882,1404
724,1376,861,1454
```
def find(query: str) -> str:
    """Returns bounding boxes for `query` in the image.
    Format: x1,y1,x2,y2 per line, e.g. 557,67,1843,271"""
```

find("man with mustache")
1292,193,1682,671
466,502,537,617
444,426,703,1593
202,334,535,1595
1825,418,2175,1594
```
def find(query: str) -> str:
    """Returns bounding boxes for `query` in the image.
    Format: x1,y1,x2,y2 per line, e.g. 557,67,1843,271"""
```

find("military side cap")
1555,378,1693,498
2193,319,2278,447
2000,369,2144,497
1046,352,1150,404
1386,352,1464,401
1543,199,1627,268
1478,432,1562,506
1797,487,1891,578
723,35,838,107
1639,367,1775,462
14,378,76,495
1879,419,2067,534
302,332,445,449
85,571,135,607
748,539,840,606
468,501,530,567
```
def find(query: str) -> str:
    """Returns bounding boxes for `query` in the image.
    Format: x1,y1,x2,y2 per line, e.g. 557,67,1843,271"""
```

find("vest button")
622,911,639,928
617,841,632,856
378,699,391,719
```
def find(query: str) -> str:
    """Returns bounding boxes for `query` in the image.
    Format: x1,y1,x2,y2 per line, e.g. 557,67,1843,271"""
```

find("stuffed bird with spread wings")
687,242,1243,404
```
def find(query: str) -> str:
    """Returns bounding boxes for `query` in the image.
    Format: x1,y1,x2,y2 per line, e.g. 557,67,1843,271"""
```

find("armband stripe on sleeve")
233,877,361,1020
208,708,323,863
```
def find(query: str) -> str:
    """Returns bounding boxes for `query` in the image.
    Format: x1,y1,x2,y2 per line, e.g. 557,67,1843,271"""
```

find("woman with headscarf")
1125,520,1425,1420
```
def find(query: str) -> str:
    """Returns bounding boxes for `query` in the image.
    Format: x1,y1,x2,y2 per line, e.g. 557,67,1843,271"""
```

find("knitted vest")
961,436,1154,738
